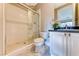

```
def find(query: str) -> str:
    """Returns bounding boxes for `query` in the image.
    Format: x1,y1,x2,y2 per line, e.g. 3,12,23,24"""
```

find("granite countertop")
49,26,79,33
49,29,79,33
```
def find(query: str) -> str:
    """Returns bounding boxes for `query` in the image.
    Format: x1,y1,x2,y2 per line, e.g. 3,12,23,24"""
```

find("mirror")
54,3,77,27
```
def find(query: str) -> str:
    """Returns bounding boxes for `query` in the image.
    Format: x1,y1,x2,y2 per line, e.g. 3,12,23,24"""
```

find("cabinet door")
70,33,79,56
49,32,66,56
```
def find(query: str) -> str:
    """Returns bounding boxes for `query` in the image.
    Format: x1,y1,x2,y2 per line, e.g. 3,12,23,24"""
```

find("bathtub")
6,41,34,56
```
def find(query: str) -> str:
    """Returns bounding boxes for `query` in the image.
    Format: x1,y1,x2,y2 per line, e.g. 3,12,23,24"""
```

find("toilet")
34,38,44,55
40,32,50,46
34,32,49,55
34,38,44,47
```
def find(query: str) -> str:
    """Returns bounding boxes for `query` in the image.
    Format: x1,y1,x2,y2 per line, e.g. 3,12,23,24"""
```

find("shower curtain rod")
19,3,39,15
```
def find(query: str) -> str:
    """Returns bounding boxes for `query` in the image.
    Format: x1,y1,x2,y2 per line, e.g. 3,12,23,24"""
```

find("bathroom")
0,3,79,56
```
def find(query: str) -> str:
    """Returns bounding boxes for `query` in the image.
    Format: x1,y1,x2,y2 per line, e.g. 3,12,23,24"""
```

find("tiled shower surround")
0,3,39,55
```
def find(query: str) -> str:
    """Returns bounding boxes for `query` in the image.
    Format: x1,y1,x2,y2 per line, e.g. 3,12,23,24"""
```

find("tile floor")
29,45,51,56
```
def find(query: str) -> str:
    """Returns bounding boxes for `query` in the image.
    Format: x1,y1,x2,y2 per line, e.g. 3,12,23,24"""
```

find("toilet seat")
34,38,44,46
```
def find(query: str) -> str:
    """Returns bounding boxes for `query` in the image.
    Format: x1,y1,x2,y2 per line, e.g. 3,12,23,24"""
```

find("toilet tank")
40,32,48,39
40,32,50,47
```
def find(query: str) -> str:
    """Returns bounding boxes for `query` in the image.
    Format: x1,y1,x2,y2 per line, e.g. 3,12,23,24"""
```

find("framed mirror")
54,3,77,27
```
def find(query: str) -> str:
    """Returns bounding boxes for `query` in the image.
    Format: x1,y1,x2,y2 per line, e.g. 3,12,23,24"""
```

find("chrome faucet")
65,24,68,30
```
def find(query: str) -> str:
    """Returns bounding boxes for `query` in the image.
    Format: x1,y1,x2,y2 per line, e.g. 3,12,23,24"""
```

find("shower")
0,3,40,55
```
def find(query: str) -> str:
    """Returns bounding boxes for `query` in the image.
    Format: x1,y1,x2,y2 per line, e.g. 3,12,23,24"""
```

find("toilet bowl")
34,32,47,46
34,32,50,46
34,32,49,54
34,38,44,47
34,38,44,55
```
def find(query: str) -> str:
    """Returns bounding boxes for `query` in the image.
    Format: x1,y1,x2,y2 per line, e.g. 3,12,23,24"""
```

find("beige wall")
0,4,3,55
77,4,79,26
35,3,55,32
54,3,66,8
35,3,66,32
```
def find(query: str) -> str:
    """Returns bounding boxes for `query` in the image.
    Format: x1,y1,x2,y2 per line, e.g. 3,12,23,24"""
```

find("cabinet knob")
69,33,71,36
64,33,66,36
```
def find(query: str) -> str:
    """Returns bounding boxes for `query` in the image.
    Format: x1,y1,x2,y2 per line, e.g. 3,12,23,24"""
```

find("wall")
0,4,3,55
35,3,66,32
77,4,79,26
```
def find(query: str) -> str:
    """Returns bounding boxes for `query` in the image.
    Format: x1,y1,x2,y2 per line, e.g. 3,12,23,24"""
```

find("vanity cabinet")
70,33,79,56
49,31,79,56
49,32,66,56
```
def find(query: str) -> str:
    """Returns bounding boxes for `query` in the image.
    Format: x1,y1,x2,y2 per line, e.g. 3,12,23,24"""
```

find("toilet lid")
34,38,44,43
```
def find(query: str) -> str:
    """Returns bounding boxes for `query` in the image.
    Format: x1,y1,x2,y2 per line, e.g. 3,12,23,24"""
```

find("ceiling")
26,3,37,7
24,3,37,9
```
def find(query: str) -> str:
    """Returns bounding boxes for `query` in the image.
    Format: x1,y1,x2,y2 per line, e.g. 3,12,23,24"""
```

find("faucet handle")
65,24,68,29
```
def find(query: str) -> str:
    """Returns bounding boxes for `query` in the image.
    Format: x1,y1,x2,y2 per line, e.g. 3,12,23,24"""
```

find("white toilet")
34,32,47,47
34,32,49,55
34,38,44,47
